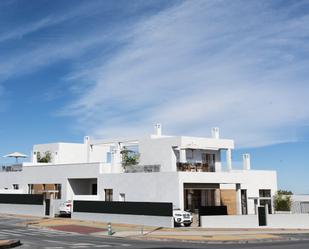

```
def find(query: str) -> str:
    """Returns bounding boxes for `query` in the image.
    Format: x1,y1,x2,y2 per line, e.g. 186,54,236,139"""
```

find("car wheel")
184,223,192,227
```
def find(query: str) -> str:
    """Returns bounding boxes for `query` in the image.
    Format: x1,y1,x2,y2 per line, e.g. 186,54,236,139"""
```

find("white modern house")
0,124,277,216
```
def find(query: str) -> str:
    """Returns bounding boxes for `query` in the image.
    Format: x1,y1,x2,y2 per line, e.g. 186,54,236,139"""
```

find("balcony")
1,164,23,172
124,164,161,173
177,162,214,172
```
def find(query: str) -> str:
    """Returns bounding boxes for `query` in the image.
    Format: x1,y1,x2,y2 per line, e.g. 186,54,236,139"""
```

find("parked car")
59,200,72,216
173,209,193,227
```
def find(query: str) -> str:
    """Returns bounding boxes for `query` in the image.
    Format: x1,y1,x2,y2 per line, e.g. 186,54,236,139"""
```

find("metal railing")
124,164,161,173
177,162,215,172
0,164,23,172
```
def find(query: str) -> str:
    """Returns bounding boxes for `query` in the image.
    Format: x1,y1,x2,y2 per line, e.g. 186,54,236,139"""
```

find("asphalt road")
1,216,309,249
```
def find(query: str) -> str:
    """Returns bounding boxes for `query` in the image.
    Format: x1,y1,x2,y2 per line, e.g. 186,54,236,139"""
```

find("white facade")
0,125,277,215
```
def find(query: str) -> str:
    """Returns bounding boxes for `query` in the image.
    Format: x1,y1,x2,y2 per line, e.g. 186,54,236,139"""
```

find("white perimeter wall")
72,212,173,228
201,215,258,228
201,214,309,229
0,203,44,217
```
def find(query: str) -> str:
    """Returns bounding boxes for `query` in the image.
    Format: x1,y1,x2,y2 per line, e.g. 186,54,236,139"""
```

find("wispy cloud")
61,0,309,148
0,1,104,43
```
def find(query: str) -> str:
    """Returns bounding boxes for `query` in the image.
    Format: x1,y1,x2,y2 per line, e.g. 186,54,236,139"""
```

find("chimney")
211,127,220,139
243,153,251,170
154,123,162,136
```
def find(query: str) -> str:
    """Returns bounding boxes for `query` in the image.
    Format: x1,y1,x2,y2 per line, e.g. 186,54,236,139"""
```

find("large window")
259,189,271,198
55,184,62,199
259,189,272,214
105,189,113,201
28,184,34,194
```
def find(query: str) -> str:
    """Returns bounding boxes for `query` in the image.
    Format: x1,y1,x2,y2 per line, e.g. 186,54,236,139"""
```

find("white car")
173,209,193,227
59,200,72,216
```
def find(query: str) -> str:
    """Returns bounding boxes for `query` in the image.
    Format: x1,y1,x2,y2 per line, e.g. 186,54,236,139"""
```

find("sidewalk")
20,216,309,243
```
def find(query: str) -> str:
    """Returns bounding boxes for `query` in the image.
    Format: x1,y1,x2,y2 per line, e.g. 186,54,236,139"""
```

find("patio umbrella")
3,152,28,163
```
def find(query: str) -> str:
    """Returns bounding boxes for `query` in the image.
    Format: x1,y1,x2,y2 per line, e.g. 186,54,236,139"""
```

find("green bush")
37,151,52,163
274,190,292,211
121,147,139,167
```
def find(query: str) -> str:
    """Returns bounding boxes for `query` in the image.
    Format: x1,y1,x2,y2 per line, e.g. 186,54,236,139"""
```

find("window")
259,189,272,214
119,193,125,202
186,150,193,159
28,184,34,194
92,184,97,195
13,184,19,190
259,189,271,198
55,184,62,199
260,199,272,214
105,189,113,201
106,152,112,163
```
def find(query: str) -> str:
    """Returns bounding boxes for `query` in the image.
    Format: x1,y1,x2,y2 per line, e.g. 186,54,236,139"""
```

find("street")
1,216,309,249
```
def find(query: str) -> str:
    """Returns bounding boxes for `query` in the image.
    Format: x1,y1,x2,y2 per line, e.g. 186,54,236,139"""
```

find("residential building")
0,124,277,215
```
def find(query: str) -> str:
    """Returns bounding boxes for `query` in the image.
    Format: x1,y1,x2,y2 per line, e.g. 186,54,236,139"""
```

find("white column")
226,149,232,171
215,189,221,206
112,143,123,173
179,149,186,163
32,151,37,164
215,150,222,172
236,184,242,215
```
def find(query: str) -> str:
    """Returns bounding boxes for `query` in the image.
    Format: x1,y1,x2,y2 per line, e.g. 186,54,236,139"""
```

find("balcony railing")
1,164,23,172
177,162,214,172
124,164,161,173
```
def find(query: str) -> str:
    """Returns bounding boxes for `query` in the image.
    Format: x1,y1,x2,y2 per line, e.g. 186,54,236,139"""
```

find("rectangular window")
259,189,271,197
106,152,112,163
92,184,97,195
186,150,193,159
105,189,113,201
13,184,19,190
28,184,34,194
260,199,272,214
119,193,125,202
55,184,62,199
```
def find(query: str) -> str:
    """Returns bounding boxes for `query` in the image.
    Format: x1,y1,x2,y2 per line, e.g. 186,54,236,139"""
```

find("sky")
0,0,308,193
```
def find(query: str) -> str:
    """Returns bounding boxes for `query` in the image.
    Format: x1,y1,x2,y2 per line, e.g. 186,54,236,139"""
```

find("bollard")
107,222,113,236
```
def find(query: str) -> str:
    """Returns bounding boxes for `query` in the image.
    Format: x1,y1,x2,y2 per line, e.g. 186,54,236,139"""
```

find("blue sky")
0,0,308,193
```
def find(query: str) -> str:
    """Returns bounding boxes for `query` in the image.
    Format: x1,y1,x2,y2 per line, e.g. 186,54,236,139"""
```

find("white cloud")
63,0,309,147
0,1,104,43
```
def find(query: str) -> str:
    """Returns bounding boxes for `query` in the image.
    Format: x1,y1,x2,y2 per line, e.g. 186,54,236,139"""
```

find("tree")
274,190,292,211
37,151,52,163
120,147,139,167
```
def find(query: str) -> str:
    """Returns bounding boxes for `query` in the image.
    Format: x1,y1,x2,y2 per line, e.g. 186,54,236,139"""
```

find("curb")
0,240,21,249
94,233,309,245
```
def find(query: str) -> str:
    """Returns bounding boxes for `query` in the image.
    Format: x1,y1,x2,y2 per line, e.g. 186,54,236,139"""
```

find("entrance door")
258,206,267,226
45,199,50,216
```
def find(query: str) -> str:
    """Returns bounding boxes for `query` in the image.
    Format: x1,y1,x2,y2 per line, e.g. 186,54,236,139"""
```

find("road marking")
71,243,94,246
44,247,64,249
